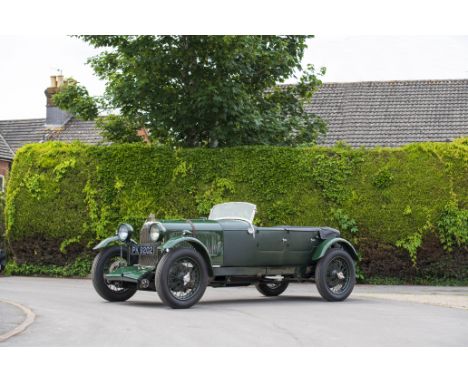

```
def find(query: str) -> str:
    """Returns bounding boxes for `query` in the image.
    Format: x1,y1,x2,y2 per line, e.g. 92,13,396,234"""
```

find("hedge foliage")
4,139,468,283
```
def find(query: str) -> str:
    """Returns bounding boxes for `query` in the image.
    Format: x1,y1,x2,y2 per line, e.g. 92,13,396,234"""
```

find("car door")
283,228,319,265
219,220,257,266
255,227,287,266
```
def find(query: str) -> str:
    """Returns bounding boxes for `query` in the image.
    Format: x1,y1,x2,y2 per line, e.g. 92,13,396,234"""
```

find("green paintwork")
93,235,120,250
151,219,222,236
105,265,154,282
152,219,348,268
311,237,358,261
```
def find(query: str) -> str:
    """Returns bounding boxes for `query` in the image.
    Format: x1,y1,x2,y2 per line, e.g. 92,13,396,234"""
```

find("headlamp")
149,224,160,241
117,223,133,241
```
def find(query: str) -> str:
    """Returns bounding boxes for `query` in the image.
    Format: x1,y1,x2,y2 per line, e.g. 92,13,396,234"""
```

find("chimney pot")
50,75,58,88
56,75,64,87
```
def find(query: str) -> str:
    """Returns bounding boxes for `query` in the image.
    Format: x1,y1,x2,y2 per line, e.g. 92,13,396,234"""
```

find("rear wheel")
155,248,208,309
91,247,137,302
255,280,289,296
315,248,355,301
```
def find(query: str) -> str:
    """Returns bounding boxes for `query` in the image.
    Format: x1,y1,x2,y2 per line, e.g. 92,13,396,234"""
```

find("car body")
92,202,358,308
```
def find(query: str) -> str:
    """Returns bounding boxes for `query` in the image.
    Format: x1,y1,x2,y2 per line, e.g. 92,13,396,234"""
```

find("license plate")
130,245,154,256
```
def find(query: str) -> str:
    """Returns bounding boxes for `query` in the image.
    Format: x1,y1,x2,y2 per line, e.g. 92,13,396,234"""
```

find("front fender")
311,237,358,262
93,235,120,250
160,236,213,276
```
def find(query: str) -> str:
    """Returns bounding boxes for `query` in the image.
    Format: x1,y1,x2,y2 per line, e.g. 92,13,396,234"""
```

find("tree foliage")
52,78,99,121
57,35,326,146
95,115,143,143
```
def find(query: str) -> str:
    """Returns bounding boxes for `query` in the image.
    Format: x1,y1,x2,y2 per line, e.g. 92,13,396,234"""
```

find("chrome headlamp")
149,224,160,241
117,223,134,241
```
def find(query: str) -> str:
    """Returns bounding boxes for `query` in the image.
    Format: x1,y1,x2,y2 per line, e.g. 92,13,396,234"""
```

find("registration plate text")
130,245,154,256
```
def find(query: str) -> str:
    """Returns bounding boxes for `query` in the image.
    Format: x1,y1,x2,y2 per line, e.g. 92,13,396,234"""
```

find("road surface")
1,276,467,346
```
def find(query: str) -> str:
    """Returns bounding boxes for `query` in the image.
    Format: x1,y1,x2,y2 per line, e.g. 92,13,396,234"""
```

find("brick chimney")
45,74,71,127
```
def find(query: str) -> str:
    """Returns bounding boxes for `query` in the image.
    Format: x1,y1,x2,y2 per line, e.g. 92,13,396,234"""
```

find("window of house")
0,175,4,193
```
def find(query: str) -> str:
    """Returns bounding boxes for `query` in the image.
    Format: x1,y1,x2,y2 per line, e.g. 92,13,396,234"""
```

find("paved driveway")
1,276,467,346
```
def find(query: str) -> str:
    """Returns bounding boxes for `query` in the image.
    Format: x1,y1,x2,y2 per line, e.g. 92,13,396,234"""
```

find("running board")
104,265,155,284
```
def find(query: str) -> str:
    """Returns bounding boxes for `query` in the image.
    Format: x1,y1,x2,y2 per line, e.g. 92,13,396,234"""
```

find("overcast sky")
0,35,467,120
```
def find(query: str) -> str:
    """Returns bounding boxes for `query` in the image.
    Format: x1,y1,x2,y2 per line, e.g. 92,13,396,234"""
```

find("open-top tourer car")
92,202,358,308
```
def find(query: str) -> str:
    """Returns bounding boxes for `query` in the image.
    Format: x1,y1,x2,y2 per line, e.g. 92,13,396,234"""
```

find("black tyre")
155,247,208,309
91,247,137,302
315,248,355,302
255,280,289,296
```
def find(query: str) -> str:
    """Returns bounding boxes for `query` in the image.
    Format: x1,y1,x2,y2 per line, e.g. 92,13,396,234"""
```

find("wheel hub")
183,270,191,286
326,257,350,294
168,258,201,300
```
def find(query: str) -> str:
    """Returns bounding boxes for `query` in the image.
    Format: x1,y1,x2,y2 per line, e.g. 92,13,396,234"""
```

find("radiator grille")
140,222,151,244
138,222,159,266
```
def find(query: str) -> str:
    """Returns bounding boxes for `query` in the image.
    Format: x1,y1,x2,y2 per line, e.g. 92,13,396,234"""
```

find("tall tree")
55,35,326,146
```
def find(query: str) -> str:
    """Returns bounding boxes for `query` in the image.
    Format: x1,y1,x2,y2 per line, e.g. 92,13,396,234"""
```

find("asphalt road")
1,276,467,346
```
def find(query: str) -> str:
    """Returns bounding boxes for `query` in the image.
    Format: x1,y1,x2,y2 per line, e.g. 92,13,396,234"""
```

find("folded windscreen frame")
209,202,257,223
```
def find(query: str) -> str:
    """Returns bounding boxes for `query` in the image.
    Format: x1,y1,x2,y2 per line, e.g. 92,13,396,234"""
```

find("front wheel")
255,280,289,296
315,248,355,301
91,247,137,302
155,248,208,309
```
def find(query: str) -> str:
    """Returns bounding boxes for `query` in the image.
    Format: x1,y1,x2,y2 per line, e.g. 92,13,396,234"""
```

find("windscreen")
209,202,256,223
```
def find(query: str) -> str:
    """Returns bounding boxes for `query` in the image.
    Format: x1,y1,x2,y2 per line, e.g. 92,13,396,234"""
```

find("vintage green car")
92,202,358,309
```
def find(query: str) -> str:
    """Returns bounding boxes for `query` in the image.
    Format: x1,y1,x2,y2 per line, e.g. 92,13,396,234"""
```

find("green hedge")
4,139,468,283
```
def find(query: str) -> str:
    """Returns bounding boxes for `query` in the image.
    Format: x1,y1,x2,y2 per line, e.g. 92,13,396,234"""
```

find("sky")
0,35,467,120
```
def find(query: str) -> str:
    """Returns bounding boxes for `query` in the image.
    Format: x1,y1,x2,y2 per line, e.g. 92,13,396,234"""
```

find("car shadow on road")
121,295,366,309
199,296,324,306
198,295,368,306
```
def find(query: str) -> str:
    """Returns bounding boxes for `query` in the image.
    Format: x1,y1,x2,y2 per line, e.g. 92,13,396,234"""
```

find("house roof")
0,118,104,161
0,118,46,153
45,118,104,145
308,79,468,147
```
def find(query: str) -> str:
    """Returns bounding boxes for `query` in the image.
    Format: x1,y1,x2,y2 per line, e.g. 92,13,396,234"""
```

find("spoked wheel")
155,248,208,309
91,246,137,302
256,280,289,296
315,248,355,301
